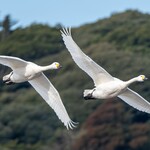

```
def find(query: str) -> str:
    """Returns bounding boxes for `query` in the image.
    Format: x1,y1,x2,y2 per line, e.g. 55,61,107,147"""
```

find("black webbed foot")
84,94,96,100
84,89,96,100
3,80,14,85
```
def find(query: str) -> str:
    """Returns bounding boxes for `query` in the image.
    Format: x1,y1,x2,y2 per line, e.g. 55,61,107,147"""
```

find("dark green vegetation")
0,10,150,150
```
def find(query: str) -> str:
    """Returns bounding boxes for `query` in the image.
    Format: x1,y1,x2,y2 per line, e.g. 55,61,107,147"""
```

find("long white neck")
39,65,56,72
125,77,138,87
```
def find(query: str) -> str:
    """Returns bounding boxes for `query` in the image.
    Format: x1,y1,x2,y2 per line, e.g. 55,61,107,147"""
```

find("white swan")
61,28,150,113
0,55,77,129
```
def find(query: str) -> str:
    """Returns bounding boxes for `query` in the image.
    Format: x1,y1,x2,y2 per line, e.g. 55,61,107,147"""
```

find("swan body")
84,76,147,100
61,28,150,113
3,62,59,83
0,55,77,129
85,78,126,99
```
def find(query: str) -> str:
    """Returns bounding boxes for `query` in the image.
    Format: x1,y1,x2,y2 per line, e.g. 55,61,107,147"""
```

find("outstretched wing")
29,73,77,129
61,28,113,86
0,55,28,69
118,88,150,113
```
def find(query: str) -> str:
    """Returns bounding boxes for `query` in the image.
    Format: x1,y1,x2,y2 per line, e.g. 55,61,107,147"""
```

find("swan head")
51,62,62,69
137,75,148,82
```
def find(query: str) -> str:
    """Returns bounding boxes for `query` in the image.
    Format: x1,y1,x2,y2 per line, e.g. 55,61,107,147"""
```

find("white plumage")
0,55,77,129
61,28,150,114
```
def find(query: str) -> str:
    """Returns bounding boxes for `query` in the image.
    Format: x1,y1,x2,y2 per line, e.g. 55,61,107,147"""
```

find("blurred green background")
0,10,150,150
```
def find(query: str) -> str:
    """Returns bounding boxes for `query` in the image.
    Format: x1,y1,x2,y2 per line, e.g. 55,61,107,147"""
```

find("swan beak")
58,65,62,69
57,65,62,70
55,63,62,69
144,77,148,80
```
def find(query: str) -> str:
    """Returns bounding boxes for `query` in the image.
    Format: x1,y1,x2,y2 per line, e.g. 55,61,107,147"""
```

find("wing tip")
65,120,79,130
60,27,72,37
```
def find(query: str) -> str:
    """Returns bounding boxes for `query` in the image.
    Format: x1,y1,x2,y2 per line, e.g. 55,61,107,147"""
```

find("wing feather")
118,88,150,113
29,73,77,129
61,28,113,86
0,55,27,69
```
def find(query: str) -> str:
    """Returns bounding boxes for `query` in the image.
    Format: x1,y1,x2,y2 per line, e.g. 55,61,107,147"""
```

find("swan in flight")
0,55,77,129
61,28,150,113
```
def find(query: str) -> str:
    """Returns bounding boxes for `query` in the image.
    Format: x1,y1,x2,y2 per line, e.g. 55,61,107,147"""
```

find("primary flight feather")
0,55,77,129
61,28,150,114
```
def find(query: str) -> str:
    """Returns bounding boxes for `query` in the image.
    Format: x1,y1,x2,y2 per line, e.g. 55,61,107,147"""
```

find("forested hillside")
0,10,150,150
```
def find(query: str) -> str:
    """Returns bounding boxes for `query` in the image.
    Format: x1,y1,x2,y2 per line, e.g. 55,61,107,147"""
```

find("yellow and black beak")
56,63,62,69
142,75,148,80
